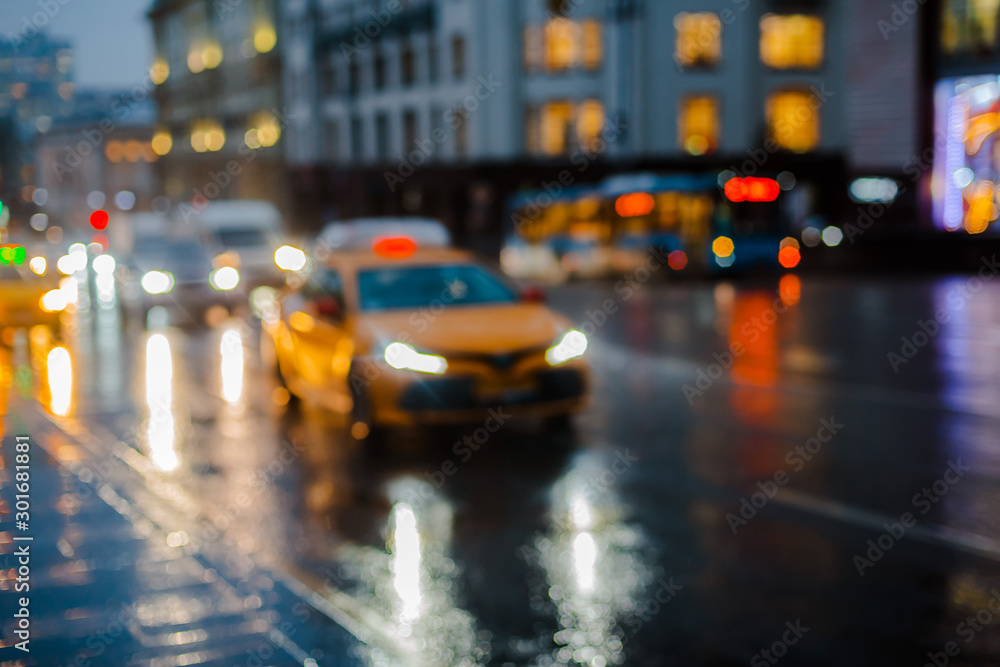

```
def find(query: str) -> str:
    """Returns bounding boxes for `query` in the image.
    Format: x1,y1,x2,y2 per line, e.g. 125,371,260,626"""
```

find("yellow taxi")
0,248,68,340
263,224,589,439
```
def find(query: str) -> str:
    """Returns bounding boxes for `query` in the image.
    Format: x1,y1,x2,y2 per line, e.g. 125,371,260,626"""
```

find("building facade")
148,0,286,216
280,0,872,251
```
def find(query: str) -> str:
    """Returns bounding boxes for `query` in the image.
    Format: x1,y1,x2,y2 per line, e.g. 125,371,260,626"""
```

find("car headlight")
545,329,588,366
141,270,174,295
210,266,240,291
384,342,448,375
39,289,68,313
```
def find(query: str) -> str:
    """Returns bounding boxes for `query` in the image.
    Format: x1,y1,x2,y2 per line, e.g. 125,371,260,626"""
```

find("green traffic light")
0,247,9,265
13,245,25,264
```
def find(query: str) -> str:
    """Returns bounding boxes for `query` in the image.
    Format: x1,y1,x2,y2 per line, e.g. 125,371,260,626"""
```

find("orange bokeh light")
777,246,801,268
615,192,655,217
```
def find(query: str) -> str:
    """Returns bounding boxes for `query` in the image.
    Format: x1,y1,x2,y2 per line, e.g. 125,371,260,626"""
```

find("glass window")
375,113,390,159
401,40,415,86
544,18,580,71
679,95,719,155
767,90,819,153
541,100,575,155
453,106,468,157
452,35,466,80
350,115,363,159
357,264,518,311
576,100,605,151
428,38,439,82
582,19,603,70
403,109,417,151
760,15,824,69
373,46,386,89
942,0,1000,54
675,12,721,68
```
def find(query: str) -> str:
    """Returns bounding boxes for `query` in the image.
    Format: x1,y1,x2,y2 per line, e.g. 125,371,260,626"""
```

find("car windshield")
357,264,518,311
134,240,209,267
216,228,267,247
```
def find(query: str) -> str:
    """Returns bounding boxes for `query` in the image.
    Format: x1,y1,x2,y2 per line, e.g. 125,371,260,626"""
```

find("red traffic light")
90,209,109,230
724,177,781,203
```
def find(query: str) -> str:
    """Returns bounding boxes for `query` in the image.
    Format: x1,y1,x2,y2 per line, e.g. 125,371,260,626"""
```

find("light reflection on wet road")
5,272,1000,666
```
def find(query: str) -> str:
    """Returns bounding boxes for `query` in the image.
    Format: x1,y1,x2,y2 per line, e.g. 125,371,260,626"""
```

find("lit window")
942,0,1000,54
679,96,719,156
545,18,580,71
582,19,603,70
576,100,605,151
541,101,575,155
525,106,540,154
767,90,819,153
675,13,721,68
760,15,824,69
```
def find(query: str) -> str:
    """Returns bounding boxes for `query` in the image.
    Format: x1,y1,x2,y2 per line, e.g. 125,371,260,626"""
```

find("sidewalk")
0,400,366,667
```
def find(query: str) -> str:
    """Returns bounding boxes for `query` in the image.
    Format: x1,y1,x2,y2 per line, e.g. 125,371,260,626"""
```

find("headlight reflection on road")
220,329,244,405
390,502,423,625
145,334,178,472
46,346,72,417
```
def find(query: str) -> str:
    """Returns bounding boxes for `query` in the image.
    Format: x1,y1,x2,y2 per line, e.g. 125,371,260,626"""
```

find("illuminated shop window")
545,18,580,70
767,90,820,152
675,12,721,68
942,0,1000,54
679,95,719,155
760,15,824,69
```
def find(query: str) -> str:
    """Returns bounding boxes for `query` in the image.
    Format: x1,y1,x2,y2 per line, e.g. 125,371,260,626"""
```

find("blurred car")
122,237,237,323
0,257,68,338
188,200,285,287
264,227,589,440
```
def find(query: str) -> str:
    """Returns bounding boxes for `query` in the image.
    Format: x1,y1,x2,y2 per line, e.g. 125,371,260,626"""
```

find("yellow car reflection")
264,239,589,439
0,262,67,339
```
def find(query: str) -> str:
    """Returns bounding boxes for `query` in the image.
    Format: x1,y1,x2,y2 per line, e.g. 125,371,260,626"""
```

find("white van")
187,200,285,287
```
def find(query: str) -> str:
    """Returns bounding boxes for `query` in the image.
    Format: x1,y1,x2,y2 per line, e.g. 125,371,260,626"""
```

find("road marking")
774,488,1000,563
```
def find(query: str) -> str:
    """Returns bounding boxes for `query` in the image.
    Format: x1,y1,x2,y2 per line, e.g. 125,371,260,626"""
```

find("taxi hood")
357,303,571,355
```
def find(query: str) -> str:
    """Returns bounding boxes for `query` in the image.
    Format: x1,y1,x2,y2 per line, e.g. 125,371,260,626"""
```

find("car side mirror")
522,286,546,303
315,296,342,321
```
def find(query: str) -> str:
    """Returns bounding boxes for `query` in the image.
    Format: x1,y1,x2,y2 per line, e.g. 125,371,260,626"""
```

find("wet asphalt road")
4,269,1000,667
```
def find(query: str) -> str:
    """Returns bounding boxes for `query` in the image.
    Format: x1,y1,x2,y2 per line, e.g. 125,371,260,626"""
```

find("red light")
373,236,417,258
667,250,688,270
615,192,655,217
90,209,109,230
724,178,780,203
778,246,801,268
91,232,109,251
